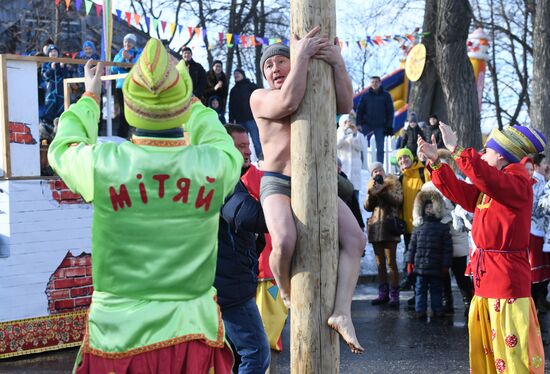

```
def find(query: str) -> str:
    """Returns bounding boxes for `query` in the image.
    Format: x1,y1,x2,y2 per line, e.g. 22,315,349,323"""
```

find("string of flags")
55,0,427,50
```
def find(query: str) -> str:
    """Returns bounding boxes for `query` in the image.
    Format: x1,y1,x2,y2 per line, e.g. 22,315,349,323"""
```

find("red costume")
429,148,532,298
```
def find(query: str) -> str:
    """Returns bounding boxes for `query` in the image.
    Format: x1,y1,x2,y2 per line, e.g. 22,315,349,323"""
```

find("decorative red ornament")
494,300,500,312
505,334,518,348
495,358,506,373
507,298,516,304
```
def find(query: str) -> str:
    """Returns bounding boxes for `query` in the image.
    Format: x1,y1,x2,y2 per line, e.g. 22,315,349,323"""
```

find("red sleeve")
454,147,531,210
428,162,479,213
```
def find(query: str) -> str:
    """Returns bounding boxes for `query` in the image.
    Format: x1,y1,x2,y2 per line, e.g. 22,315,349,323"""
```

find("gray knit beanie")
369,162,384,175
260,43,290,78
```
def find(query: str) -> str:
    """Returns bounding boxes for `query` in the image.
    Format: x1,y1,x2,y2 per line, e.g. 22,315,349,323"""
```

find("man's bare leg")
328,198,366,354
262,193,297,308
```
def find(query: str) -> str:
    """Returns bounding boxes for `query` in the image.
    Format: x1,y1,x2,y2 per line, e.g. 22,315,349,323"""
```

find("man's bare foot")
327,314,364,354
280,290,291,309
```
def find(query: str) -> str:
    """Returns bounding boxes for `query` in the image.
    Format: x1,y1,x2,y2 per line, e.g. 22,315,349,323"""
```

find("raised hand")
84,60,103,98
439,122,458,152
417,134,439,163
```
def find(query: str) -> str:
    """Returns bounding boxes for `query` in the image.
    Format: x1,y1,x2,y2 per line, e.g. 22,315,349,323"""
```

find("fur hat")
260,43,290,78
122,38,193,130
485,125,546,163
412,189,445,227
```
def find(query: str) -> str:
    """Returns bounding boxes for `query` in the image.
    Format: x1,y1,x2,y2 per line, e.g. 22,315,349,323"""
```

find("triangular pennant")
195,27,201,37
339,40,344,49
218,32,224,46
84,0,92,14
145,16,150,30
153,19,159,33
234,34,240,45
375,35,384,44
65,0,70,10
75,0,82,12
170,22,176,36
240,35,247,47
94,3,102,16
406,34,415,42
263,37,269,45
226,33,233,47
133,13,140,26
202,28,207,39
161,20,167,33
178,25,183,35
55,0,61,6
255,36,264,45
249,36,256,47
361,40,367,49
356,41,362,49
125,12,131,26
267,285,279,300
188,27,193,39
115,9,122,22
367,36,374,46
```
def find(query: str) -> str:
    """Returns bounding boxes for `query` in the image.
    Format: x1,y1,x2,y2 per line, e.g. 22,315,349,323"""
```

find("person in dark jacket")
406,189,453,318
208,95,226,124
182,47,207,99
40,45,69,125
400,112,424,155
204,60,228,111
228,68,262,159
364,162,403,307
356,75,394,163
337,158,365,231
215,124,270,374
424,114,444,148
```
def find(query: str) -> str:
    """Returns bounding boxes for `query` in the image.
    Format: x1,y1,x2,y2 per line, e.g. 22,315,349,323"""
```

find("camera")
373,174,384,185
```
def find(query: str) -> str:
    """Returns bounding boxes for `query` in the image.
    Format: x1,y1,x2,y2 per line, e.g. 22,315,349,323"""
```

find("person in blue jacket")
215,124,270,374
40,45,69,125
356,75,394,163
112,33,141,138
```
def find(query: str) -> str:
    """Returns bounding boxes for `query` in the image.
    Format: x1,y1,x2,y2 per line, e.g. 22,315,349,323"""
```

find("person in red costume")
417,123,546,373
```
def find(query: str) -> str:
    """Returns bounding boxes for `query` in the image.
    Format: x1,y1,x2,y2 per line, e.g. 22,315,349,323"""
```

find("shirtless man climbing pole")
250,26,366,354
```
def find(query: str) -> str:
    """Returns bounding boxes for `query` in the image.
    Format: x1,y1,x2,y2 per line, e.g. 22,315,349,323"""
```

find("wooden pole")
289,0,339,373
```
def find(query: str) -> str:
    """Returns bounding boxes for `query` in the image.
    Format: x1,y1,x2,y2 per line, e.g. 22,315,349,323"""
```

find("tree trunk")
408,0,440,122
530,0,550,149
290,0,339,372
435,0,482,149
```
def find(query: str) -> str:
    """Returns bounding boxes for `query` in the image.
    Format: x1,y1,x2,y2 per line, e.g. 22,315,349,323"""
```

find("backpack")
399,167,426,185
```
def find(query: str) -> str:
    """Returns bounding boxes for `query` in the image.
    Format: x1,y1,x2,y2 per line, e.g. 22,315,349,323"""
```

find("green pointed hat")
123,38,193,130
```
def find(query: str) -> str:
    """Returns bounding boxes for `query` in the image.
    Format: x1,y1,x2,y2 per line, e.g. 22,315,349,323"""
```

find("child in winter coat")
406,191,453,318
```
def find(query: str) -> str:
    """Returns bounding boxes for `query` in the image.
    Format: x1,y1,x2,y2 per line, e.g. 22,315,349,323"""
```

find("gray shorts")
260,172,291,205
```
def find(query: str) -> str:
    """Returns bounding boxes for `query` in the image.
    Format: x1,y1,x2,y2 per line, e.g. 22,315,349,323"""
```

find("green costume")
47,39,243,364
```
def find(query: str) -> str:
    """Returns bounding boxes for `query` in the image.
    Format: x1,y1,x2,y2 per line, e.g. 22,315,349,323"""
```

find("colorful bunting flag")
84,0,92,14
125,12,131,26
55,0,61,6
161,20,167,33
65,0,70,10
188,27,193,39
133,13,141,27
94,3,102,17
240,35,247,47
226,34,233,47
169,22,176,37
195,27,201,38
75,0,82,12
145,16,151,30
115,9,122,22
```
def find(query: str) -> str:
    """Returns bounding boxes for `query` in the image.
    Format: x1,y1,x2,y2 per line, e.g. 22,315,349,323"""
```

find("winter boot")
388,286,400,308
372,284,390,305
463,297,471,318
443,294,454,314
